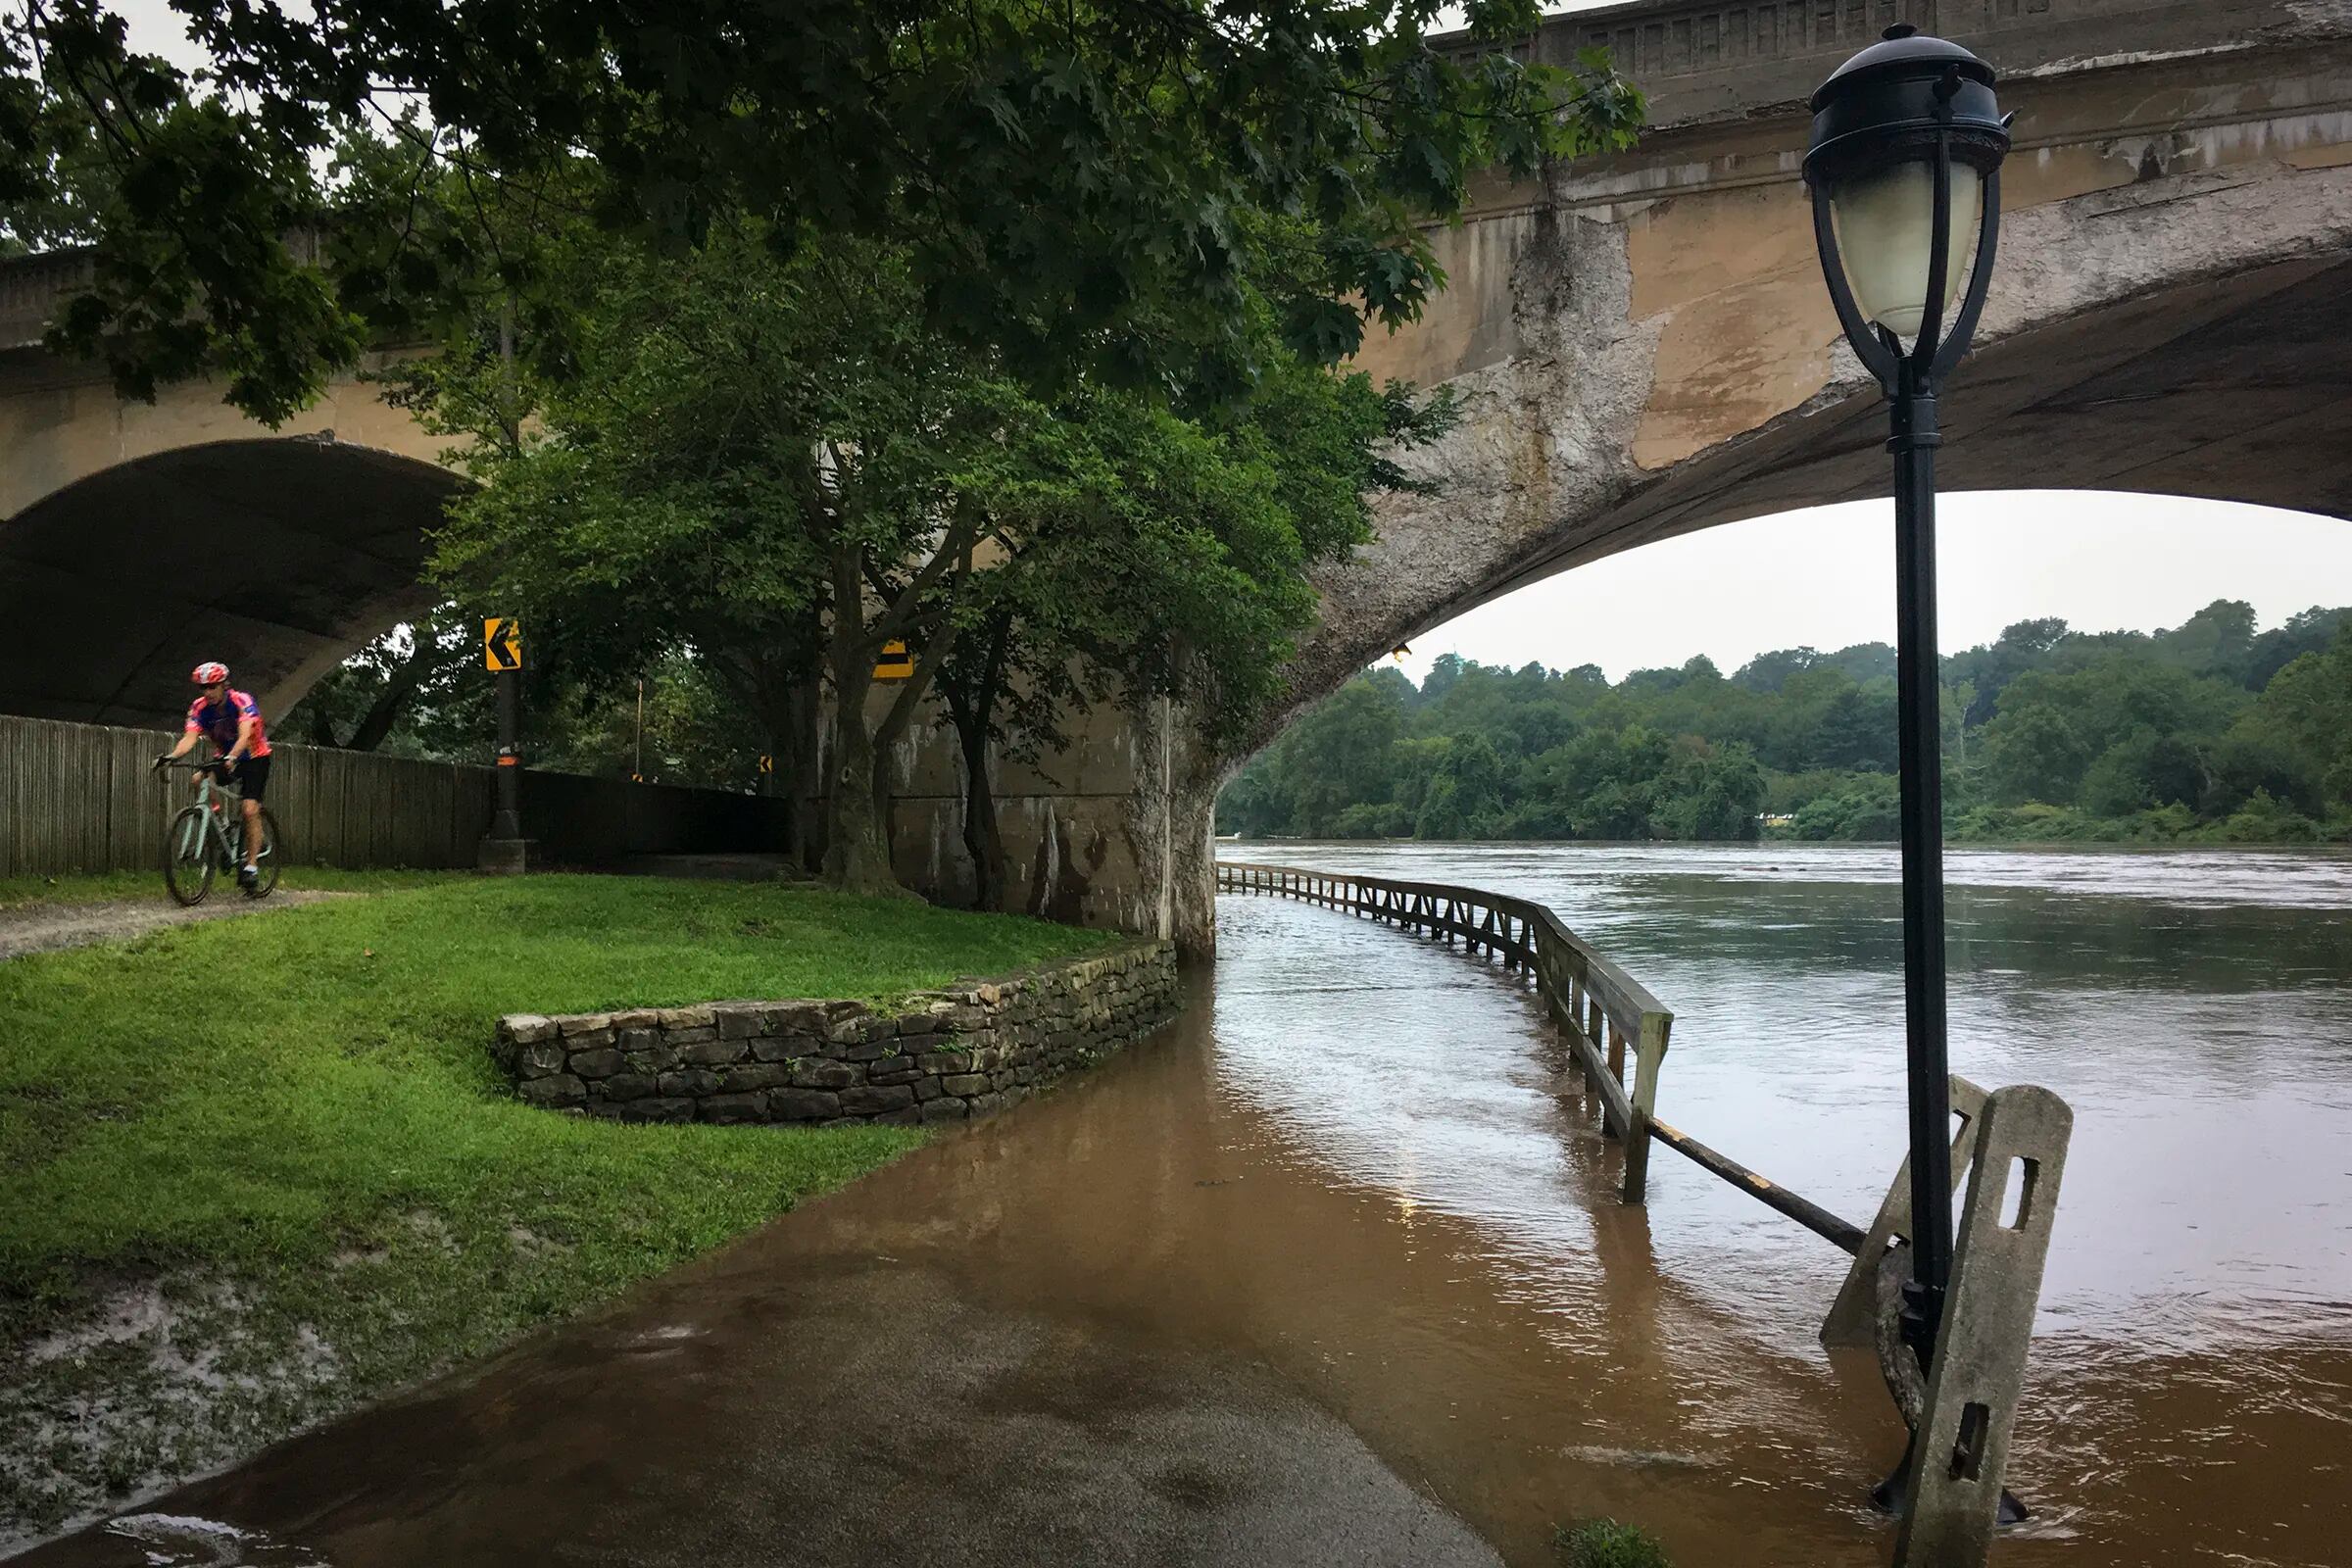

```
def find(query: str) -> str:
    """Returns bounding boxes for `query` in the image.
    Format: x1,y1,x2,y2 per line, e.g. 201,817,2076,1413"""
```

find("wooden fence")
0,713,791,878
1215,859,1674,1200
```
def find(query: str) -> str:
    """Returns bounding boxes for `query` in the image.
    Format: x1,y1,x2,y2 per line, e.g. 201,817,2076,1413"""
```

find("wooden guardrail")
1214,859,1894,1253
1216,859,1674,1200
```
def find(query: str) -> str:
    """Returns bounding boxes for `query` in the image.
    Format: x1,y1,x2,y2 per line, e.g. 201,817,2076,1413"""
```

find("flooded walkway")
21,866,2352,1565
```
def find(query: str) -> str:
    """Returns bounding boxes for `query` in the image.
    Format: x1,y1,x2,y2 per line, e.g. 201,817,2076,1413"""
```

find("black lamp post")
1805,24,2010,1370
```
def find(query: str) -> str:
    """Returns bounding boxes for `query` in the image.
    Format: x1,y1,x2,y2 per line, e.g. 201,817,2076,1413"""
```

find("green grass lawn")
0,873,1113,1535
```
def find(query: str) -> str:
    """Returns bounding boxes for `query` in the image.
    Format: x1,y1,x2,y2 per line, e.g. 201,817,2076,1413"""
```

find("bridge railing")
1215,859,1673,1200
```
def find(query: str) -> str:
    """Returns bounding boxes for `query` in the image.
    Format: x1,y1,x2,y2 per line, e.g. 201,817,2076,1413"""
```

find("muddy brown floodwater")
19,843,2352,1566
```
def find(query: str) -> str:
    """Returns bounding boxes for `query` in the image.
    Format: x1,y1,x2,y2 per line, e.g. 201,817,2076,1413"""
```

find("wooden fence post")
1622,1010,1671,1202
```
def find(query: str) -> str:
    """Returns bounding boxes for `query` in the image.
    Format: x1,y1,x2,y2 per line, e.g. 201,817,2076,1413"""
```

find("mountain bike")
154,758,282,906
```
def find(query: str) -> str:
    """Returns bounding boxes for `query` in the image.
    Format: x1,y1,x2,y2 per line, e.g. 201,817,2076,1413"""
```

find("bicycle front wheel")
163,806,215,906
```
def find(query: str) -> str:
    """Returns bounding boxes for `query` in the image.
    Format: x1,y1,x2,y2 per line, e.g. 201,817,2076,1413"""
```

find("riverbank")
13,916,1681,1568
0,874,1113,1550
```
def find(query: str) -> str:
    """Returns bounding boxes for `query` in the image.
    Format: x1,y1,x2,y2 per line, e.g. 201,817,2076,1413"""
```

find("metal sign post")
478,617,531,873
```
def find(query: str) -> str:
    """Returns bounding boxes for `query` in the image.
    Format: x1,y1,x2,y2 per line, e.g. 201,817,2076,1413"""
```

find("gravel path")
0,891,353,961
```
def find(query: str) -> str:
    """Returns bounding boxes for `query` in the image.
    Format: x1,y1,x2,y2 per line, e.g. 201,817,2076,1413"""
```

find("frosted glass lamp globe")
1829,159,1983,339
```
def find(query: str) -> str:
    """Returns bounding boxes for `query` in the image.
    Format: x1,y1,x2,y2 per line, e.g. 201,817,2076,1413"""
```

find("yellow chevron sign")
873,639,914,681
483,617,522,672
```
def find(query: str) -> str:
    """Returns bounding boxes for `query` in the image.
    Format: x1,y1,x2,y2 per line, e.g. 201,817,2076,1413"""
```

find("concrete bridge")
4,0,2350,949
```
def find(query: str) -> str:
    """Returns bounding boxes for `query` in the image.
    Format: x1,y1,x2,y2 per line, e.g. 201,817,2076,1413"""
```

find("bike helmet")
191,662,229,686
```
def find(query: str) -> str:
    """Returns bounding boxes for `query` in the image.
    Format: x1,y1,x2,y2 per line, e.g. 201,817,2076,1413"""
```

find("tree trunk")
823,677,900,893
343,637,437,752
784,673,822,871
814,507,972,897
821,544,903,895
948,693,1005,911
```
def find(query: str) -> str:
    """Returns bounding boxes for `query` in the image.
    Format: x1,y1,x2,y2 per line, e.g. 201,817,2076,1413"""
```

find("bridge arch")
1296,15,2352,727
0,437,463,727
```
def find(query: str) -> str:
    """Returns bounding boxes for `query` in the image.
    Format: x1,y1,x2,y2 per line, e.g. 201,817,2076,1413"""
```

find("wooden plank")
322,748,362,865
1893,1086,2075,1568
366,755,407,866
1822,1076,1992,1347
67,724,109,872
14,716,48,874
275,746,313,865
1648,1118,1866,1251
107,727,176,872
0,717,24,876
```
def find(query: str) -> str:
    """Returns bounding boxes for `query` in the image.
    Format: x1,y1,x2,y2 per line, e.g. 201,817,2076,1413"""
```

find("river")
16,843,2350,1566
1220,840,2352,1565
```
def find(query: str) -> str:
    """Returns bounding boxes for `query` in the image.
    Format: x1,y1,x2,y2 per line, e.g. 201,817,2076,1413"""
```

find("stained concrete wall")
0,338,458,727
1523,0,2314,126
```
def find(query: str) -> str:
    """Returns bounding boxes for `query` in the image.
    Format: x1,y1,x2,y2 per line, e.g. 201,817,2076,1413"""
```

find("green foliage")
1217,603,2352,845
1557,1518,1671,1568
376,210,1441,890
5,1,1642,422
1222,659,1766,843
1788,773,1900,841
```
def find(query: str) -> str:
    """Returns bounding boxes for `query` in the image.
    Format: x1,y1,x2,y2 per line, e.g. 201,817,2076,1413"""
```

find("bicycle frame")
167,756,254,867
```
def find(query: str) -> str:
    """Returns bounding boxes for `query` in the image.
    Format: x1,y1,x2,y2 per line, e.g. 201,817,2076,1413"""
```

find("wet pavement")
19,843,2352,1566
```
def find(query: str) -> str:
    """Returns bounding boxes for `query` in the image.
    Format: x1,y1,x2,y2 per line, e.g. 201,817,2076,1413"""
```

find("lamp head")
1805,25,2007,188
1805,24,2011,347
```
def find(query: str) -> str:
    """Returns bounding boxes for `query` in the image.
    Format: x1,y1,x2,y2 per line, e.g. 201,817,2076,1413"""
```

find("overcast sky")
1390,493,2352,683
104,3,2352,681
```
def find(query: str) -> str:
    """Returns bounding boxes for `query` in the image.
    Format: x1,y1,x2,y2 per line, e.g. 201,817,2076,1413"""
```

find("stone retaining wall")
494,941,1179,1127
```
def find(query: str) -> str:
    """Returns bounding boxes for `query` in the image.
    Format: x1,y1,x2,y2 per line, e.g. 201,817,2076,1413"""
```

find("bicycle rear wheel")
246,808,283,898
163,806,215,906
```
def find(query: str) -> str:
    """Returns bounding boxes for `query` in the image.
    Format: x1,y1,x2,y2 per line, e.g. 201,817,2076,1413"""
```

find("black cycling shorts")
211,754,272,802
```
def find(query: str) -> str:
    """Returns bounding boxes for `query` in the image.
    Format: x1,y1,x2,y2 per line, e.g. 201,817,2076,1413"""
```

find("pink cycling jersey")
185,690,272,758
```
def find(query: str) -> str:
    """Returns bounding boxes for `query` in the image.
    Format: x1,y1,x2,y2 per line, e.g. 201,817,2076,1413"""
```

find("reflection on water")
21,842,2351,1568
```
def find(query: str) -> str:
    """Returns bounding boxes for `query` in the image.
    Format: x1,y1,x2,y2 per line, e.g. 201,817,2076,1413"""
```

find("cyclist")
158,662,273,891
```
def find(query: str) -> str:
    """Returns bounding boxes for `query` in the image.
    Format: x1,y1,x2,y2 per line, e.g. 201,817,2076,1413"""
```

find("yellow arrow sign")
484,617,522,672
757,755,774,775
873,639,914,681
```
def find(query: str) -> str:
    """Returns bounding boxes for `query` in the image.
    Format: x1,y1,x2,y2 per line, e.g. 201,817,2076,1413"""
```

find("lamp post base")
476,837,535,875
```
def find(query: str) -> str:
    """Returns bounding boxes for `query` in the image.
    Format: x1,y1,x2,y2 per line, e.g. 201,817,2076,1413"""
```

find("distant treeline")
1216,601,2352,844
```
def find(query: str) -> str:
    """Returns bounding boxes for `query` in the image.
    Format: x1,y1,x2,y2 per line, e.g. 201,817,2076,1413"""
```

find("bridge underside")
0,439,455,729
1478,256,2352,613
